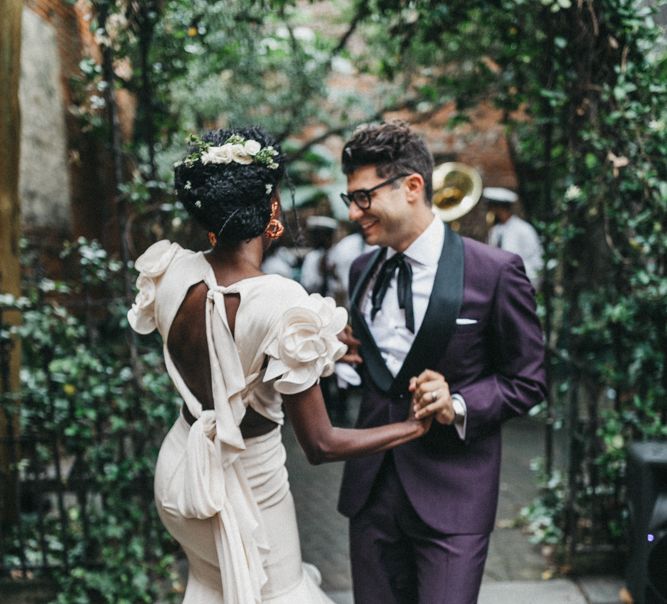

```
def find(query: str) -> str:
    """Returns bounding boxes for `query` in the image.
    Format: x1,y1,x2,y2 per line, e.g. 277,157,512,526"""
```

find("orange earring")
208,232,218,247
265,218,284,240
265,200,284,240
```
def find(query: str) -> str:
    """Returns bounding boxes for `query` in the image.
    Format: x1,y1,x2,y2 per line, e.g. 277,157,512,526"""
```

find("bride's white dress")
128,240,346,604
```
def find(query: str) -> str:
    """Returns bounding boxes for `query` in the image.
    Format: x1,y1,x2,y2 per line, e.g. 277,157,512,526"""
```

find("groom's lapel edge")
350,248,394,393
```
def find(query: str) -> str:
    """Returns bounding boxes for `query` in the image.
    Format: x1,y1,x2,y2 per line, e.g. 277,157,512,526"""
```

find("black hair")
341,120,434,204
174,126,285,244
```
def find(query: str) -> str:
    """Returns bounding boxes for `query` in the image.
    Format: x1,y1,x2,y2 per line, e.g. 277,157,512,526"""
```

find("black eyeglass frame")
340,173,411,210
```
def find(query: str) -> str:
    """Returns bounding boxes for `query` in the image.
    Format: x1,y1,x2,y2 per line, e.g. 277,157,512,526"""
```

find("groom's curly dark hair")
341,120,433,204
174,126,285,244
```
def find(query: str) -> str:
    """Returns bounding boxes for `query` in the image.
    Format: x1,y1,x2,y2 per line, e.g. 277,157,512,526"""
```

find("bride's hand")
408,377,433,435
337,324,363,365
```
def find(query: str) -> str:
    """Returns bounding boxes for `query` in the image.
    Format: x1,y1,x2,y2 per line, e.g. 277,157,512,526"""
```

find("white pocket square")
456,318,478,325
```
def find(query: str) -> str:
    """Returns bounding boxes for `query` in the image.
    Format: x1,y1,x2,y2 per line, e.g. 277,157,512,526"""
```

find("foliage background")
1,0,666,600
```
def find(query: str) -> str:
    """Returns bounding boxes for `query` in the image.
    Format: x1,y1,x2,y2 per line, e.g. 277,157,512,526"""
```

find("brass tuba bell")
431,162,482,222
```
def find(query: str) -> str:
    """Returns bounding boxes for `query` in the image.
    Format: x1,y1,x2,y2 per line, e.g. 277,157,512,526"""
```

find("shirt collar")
387,215,444,267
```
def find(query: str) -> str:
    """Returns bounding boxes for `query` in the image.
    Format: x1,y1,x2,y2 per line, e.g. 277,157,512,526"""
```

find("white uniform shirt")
330,233,376,302
488,215,543,287
261,247,296,279
300,248,331,295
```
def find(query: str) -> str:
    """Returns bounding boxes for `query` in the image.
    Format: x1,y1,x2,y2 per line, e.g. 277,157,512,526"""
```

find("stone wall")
19,8,71,231
19,1,116,251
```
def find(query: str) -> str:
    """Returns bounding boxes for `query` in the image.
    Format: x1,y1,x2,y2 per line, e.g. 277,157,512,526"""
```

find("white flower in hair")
185,133,280,169
201,145,233,165
245,140,261,156
231,143,253,164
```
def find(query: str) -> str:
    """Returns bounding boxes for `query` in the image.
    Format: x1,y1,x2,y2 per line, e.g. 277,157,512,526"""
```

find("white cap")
306,215,338,230
483,187,518,203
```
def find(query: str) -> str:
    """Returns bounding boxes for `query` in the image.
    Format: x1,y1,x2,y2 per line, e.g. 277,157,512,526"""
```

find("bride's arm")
283,384,430,465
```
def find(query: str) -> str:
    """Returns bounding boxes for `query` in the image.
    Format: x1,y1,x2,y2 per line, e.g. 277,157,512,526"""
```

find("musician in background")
300,215,338,297
485,187,544,289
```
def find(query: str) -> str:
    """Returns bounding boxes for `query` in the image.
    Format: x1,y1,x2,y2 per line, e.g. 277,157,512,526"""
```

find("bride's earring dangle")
265,200,285,240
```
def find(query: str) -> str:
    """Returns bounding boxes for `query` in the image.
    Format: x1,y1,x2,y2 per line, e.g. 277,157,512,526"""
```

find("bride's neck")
206,237,265,284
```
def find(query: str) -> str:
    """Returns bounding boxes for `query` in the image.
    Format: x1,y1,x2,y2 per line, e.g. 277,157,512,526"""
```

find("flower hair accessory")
184,133,280,170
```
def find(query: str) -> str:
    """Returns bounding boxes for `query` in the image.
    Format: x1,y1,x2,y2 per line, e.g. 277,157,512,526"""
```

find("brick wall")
23,0,94,106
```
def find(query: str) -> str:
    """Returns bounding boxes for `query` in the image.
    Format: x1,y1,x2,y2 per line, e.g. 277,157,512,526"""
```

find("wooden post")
0,0,23,523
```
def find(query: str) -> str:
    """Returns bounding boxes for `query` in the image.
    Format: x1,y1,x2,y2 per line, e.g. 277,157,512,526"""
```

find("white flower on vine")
564,185,581,201
195,200,202,208
184,181,192,190
265,184,273,195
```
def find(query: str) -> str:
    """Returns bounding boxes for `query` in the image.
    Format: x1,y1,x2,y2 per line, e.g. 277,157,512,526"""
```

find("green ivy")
1,239,182,603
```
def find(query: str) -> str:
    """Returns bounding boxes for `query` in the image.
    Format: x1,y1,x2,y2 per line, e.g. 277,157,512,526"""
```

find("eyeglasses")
340,173,410,210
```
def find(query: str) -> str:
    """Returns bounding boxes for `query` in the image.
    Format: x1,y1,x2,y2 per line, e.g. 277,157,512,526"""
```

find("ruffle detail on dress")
263,294,348,395
127,240,181,334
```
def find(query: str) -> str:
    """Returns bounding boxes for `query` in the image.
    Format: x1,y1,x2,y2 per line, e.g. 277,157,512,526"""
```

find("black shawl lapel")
349,248,394,392
391,224,465,396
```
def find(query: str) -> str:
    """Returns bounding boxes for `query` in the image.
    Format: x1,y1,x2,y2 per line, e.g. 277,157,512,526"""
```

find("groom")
337,121,546,603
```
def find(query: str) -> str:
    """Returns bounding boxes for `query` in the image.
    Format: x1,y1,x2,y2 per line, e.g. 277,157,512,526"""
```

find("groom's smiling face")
346,165,427,252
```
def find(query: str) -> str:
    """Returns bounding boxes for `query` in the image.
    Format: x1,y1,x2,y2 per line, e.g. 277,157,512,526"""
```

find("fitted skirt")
154,414,332,603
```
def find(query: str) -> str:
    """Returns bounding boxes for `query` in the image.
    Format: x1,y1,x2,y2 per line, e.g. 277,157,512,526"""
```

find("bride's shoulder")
134,240,204,278
257,277,347,328
259,274,306,296
134,240,182,275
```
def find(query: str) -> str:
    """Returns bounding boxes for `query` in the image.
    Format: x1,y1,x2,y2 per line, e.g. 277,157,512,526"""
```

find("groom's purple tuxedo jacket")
337,227,547,535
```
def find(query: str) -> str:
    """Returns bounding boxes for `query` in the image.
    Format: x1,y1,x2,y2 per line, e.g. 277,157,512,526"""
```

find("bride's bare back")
167,280,279,438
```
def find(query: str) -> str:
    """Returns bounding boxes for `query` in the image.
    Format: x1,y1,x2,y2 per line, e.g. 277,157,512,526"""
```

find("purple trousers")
349,455,490,604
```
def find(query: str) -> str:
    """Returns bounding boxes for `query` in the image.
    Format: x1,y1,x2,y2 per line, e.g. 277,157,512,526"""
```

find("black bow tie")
370,252,415,333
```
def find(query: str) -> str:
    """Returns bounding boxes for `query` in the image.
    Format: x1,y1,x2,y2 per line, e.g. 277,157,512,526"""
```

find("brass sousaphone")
431,162,483,223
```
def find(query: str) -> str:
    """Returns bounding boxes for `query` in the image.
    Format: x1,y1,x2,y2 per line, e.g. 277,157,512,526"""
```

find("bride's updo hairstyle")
174,126,285,244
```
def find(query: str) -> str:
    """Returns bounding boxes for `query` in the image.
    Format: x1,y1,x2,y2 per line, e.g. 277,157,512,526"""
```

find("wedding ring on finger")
431,390,439,403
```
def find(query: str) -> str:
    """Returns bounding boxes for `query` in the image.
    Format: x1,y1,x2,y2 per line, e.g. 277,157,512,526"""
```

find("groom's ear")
404,173,426,204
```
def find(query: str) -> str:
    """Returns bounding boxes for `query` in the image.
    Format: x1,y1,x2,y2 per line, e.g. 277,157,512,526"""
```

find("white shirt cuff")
451,393,467,440
335,362,362,388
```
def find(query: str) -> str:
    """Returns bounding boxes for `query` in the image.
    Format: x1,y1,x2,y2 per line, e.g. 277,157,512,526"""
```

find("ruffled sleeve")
263,293,348,395
127,240,181,334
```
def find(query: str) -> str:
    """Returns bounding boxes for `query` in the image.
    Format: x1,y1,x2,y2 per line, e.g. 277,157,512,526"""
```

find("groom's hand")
338,324,363,365
409,369,455,425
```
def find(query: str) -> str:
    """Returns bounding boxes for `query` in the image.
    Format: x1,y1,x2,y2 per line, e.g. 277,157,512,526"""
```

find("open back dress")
127,240,347,604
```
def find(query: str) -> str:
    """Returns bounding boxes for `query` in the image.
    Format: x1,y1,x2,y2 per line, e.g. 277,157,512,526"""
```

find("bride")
127,126,431,604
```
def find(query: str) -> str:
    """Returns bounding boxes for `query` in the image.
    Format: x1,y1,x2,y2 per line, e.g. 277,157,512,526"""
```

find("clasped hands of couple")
338,326,455,432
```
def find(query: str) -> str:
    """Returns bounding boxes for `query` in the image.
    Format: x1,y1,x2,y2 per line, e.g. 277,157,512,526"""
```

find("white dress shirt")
360,217,467,437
